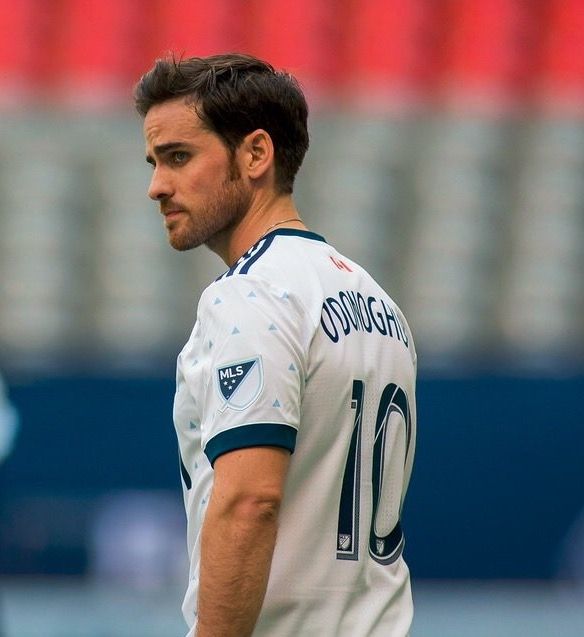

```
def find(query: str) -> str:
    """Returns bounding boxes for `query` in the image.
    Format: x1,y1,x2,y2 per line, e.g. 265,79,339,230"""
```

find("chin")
168,231,203,252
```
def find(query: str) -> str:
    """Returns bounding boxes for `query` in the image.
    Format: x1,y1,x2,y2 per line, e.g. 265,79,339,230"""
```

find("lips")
163,209,185,223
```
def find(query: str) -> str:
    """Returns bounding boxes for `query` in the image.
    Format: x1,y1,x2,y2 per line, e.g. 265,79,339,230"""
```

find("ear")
240,129,274,182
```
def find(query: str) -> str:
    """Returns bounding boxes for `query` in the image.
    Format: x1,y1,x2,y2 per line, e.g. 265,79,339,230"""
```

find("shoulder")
215,233,280,281
200,273,292,317
202,229,331,326
215,228,328,282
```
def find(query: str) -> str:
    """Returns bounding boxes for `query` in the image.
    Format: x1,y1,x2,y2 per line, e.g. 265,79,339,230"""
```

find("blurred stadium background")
0,0,583,635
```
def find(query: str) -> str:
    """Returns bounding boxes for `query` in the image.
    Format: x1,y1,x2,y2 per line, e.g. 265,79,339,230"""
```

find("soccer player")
135,53,417,637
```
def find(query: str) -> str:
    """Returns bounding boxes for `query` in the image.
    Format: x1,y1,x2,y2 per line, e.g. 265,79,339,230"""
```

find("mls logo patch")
338,534,352,551
216,357,263,412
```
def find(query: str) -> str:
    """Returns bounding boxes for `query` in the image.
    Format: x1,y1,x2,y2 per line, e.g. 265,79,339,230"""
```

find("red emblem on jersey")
330,256,353,272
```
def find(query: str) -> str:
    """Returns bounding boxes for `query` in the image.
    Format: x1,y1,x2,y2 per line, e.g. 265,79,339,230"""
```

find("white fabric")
174,229,417,636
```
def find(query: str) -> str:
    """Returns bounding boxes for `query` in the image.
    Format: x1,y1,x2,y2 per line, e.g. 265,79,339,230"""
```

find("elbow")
219,491,283,526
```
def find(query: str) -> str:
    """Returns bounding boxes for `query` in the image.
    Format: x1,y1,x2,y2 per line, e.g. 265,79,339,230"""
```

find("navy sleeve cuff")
204,423,297,466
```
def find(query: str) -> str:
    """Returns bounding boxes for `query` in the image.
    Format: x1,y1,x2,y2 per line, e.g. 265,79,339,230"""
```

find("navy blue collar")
216,228,328,281
262,228,327,242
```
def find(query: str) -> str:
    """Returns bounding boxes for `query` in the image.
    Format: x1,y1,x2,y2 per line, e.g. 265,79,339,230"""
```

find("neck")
208,192,307,266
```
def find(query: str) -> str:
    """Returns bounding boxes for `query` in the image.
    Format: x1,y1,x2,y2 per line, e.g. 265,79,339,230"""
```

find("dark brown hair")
135,53,309,194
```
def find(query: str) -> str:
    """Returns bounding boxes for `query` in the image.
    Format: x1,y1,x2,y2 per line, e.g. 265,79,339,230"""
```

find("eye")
171,150,189,165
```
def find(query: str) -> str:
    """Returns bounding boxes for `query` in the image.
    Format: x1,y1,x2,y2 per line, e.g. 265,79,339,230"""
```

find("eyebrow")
145,141,188,164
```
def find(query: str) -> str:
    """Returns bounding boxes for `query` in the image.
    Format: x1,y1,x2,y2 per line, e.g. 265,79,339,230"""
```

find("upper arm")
212,445,291,510
194,275,310,468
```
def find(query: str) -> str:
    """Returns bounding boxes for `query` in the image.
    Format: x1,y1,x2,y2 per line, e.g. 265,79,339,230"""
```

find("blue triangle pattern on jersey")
273,399,281,408
232,326,240,335
214,297,222,305
269,324,277,331
288,363,296,371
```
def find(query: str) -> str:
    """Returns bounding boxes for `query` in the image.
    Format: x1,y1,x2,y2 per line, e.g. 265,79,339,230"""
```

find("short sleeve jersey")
174,228,417,637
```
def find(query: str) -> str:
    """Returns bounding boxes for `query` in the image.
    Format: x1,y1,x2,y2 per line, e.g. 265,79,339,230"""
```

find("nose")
148,168,173,201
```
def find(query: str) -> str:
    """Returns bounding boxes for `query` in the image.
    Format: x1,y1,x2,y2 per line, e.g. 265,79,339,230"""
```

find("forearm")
196,497,279,637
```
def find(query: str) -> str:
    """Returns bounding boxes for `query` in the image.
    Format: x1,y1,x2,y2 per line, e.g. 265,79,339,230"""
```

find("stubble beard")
168,170,252,252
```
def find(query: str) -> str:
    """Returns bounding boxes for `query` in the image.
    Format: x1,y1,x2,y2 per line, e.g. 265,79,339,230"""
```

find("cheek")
186,163,225,192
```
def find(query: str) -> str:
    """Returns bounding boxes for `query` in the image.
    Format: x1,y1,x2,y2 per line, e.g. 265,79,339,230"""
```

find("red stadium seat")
0,0,41,104
539,0,584,113
245,0,340,100
48,0,145,106
146,0,245,62
439,0,539,110
342,0,439,107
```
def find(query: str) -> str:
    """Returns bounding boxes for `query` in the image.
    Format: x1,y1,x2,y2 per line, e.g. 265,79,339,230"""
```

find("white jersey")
174,228,417,637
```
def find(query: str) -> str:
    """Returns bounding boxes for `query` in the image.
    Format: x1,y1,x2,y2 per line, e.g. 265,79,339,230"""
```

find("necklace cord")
262,217,304,237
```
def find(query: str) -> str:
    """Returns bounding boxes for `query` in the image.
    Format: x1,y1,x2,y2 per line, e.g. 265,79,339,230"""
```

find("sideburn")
227,150,241,182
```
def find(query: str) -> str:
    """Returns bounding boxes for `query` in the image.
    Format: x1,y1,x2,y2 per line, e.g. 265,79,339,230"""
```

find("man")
135,53,417,637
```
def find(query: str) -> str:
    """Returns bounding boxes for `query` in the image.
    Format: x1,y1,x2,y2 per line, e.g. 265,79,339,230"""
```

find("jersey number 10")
336,380,413,565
